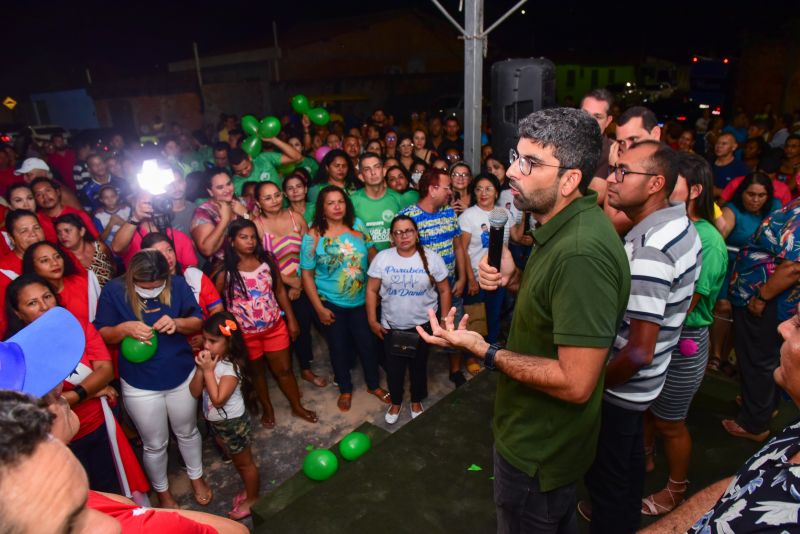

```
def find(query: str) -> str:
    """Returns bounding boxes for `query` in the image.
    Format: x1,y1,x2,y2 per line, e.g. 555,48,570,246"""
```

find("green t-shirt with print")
350,188,404,251
233,151,283,196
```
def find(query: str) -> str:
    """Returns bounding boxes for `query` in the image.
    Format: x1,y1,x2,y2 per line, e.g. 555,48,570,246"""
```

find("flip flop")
193,487,213,506
260,414,276,429
228,504,252,521
232,492,246,510
722,419,770,443
302,370,328,387
292,409,319,423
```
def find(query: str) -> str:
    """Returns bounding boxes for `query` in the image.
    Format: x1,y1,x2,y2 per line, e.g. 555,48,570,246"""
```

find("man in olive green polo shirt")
419,107,630,532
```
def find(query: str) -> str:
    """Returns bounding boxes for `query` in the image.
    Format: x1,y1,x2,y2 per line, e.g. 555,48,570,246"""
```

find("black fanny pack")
388,329,421,359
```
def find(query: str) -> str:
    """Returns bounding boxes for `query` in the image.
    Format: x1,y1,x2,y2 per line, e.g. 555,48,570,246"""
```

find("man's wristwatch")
242,212,250,220
483,343,502,371
127,217,140,225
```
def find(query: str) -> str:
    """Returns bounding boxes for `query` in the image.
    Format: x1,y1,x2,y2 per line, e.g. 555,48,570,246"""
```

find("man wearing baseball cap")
13,157,83,209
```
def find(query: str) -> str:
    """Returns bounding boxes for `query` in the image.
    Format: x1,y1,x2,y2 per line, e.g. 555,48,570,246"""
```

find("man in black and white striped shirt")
581,140,702,533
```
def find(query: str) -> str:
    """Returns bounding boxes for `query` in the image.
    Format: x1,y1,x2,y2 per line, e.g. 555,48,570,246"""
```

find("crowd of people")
0,88,799,532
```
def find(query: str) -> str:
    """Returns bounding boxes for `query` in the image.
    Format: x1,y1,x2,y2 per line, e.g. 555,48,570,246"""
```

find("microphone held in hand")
487,208,509,273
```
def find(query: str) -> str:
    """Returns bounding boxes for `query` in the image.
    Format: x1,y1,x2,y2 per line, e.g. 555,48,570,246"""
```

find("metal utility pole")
431,0,527,172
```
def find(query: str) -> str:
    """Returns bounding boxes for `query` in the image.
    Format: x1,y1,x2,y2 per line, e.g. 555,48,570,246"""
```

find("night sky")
3,0,796,94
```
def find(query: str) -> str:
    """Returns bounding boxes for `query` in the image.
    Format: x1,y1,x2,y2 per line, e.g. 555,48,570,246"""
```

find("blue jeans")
494,448,578,534
322,303,380,393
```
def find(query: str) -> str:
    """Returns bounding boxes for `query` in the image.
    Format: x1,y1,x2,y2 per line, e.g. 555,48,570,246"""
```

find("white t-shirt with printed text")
367,246,448,330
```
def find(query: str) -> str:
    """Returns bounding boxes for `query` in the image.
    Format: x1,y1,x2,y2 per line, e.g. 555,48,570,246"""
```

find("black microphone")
488,208,508,272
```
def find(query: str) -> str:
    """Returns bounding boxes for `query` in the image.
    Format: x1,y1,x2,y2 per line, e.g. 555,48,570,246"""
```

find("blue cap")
0,307,85,397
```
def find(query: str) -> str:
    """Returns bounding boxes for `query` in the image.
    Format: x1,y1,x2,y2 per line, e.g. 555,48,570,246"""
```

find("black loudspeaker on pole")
490,58,557,162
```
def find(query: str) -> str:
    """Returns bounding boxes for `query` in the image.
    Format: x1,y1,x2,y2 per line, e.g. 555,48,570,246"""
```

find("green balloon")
308,107,330,126
121,332,158,363
303,449,339,481
277,162,297,176
242,136,262,157
258,116,281,138
291,94,310,114
338,431,371,461
241,115,259,136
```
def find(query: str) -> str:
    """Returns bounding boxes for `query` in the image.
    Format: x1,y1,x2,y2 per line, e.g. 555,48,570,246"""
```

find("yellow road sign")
3,97,17,110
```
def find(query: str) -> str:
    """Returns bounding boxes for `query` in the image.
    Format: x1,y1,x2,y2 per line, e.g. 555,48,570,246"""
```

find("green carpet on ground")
253,371,799,533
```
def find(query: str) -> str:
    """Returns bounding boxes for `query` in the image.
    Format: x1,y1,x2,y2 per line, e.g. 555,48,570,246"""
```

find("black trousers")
493,448,578,534
584,400,644,534
383,328,430,405
732,301,780,434
69,423,122,494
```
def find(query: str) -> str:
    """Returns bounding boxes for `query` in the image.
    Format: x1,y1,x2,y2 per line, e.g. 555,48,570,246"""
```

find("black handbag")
388,329,421,359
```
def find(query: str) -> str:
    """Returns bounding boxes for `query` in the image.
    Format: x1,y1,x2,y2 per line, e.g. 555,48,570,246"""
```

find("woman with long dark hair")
300,185,390,412
190,168,249,263
397,134,424,177
253,181,327,387
366,215,451,423
307,149,359,206
710,172,780,372
212,218,316,427
22,240,101,324
283,169,314,224
5,274,148,498
55,213,115,287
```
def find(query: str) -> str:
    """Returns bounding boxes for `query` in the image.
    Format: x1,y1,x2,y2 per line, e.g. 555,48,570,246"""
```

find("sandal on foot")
193,487,213,506
302,370,328,388
260,415,276,429
232,492,246,510
367,387,392,404
337,393,352,412
722,419,770,442
706,357,721,372
642,479,689,516
228,505,251,521
292,409,319,423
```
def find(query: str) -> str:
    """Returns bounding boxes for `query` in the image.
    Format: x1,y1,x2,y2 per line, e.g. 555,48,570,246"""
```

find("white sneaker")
410,404,424,419
385,406,401,424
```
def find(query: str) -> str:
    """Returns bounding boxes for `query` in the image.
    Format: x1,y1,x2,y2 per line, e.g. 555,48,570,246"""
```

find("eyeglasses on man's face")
509,148,568,176
610,165,660,183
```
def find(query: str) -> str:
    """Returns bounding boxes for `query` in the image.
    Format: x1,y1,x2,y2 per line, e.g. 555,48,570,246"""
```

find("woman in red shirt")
4,273,148,496
21,241,100,324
